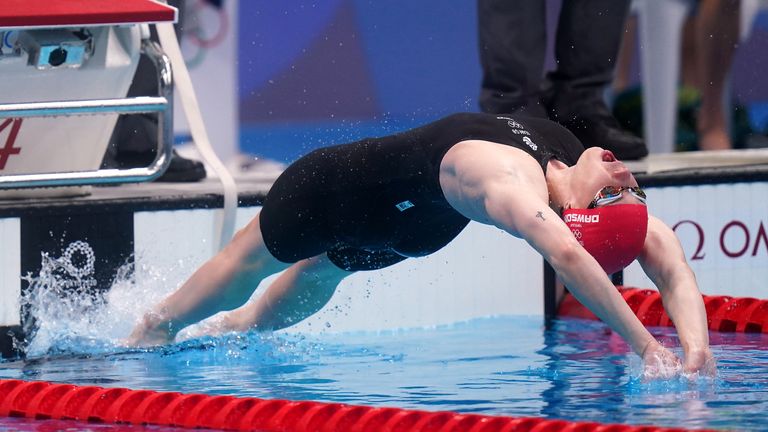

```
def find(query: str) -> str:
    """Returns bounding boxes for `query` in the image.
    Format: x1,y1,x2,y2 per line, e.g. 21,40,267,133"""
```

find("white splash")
20,242,185,358
641,350,684,381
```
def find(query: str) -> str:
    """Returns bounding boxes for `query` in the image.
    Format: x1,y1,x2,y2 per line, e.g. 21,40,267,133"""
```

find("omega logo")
673,219,768,260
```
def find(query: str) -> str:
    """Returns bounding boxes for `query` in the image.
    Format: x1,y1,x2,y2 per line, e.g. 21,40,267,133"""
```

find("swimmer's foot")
176,316,234,341
124,313,175,347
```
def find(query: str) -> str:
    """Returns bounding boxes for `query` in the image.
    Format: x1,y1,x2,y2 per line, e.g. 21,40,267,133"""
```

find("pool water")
2,316,768,431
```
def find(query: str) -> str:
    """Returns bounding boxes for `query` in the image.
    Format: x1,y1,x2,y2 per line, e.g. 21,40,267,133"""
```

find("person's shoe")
559,112,649,160
542,81,649,160
104,149,206,182
157,150,206,182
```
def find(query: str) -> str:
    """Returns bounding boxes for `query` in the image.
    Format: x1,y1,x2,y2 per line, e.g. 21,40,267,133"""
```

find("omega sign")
673,219,768,260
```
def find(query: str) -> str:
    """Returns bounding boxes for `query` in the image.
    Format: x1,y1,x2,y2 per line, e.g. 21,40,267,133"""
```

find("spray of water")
19,242,180,358
16,241,313,363
626,348,719,393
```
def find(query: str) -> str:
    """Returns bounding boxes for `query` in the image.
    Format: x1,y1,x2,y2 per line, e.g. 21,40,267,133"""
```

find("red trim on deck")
0,0,176,28
559,286,768,333
0,379,713,432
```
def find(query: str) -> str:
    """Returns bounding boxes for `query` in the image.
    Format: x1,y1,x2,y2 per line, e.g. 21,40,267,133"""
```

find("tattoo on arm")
536,211,546,221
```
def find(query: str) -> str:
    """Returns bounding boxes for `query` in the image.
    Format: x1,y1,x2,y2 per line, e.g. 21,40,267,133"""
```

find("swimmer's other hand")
683,347,717,377
641,341,681,380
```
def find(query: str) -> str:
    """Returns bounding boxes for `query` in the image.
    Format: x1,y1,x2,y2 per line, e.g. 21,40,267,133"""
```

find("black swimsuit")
259,113,584,271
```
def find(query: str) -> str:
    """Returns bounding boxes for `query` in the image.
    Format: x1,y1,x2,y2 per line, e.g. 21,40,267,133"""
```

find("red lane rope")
558,286,768,333
0,379,712,432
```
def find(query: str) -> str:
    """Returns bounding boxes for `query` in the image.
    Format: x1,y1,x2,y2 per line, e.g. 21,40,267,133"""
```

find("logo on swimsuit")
496,116,531,136
570,229,585,246
395,200,415,212
523,136,538,151
563,213,600,223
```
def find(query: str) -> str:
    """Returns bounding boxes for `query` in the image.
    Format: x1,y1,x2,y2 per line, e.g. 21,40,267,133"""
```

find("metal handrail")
0,97,168,118
0,39,174,189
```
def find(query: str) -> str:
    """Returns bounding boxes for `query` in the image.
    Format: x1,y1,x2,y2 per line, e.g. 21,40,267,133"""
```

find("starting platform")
0,0,177,192
0,0,176,29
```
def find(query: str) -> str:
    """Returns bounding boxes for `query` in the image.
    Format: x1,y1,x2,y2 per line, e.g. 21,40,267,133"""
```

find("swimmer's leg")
219,254,353,332
127,215,292,346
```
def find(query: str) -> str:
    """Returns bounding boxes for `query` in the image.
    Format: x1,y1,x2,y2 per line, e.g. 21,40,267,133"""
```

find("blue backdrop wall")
237,1,768,162
237,0,482,162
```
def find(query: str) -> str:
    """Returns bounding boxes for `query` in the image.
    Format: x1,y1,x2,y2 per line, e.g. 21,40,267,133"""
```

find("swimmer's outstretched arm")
492,195,662,354
470,187,666,360
638,216,715,375
439,142,671,363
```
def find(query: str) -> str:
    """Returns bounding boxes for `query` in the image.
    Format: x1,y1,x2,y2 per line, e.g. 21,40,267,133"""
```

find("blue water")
2,316,768,431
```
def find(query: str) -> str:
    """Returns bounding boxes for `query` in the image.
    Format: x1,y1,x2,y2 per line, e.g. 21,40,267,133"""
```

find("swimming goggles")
587,186,647,209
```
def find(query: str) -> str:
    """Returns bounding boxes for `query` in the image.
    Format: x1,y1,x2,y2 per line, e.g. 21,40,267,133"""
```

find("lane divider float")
0,379,713,432
558,286,768,333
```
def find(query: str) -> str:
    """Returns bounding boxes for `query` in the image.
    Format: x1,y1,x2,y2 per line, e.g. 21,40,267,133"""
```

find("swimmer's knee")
237,214,266,243
221,217,291,274
224,217,261,254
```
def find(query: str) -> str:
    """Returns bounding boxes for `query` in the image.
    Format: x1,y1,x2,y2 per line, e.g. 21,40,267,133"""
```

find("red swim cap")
562,204,648,274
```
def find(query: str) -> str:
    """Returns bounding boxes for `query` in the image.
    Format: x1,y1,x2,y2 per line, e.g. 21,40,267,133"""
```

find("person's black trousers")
478,0,632,118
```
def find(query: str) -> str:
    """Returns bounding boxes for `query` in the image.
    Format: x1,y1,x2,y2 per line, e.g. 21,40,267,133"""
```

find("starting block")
0,0,177,194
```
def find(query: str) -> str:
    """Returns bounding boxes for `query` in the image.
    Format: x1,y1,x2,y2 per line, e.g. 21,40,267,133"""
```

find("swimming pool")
2,179,767,432
2,314,766,431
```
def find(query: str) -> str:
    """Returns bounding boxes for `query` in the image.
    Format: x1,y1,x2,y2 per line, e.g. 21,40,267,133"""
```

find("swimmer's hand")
641,340,682,380
683,347,717,377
